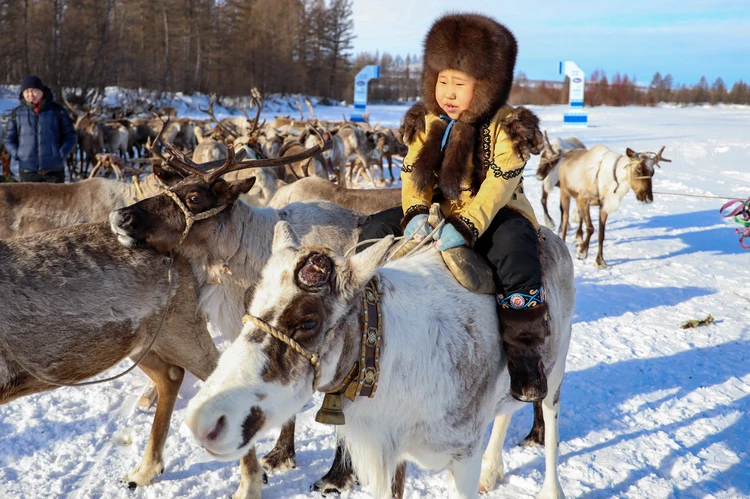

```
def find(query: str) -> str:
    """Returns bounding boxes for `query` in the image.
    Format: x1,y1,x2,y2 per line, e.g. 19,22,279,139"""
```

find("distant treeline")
0,0,745,107
510,70,750,107
0,0,359,101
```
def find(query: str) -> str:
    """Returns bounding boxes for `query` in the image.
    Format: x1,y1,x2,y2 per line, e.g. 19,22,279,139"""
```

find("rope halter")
132,175,147,201
160,187,228,247
241,314,340,391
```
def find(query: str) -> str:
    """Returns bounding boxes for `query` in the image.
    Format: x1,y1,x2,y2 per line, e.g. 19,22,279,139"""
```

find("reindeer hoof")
576,248,588,260
125,459,164,488
478,458,504,494
595,259,609,269
260,447,296,473
518,432,544,447
311,470,358,495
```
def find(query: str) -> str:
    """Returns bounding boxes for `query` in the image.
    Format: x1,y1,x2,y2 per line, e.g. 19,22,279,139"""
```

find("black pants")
20,169,65,183
357,206,542,296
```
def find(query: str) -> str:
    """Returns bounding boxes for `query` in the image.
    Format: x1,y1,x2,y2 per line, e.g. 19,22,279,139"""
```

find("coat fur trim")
400,204,430,232
411,118,476,201
399,102,427,145
422,13,517,124
500,107,544,162
411,119,447,192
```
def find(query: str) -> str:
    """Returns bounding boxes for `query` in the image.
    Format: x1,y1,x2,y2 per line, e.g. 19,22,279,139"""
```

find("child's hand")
436,224,466,251
404,214,432,240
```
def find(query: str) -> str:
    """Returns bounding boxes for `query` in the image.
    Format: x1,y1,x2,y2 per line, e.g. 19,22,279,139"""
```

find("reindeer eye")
301,320,318,330
187,194,201,205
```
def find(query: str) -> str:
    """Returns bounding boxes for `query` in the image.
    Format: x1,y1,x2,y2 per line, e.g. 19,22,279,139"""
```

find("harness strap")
132,175,146,201
160,187,227,246
240,277,382,396
612,159,620,193
243,314,325,389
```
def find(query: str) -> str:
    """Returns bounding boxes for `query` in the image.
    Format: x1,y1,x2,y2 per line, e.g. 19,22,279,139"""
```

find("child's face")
435,69,476,120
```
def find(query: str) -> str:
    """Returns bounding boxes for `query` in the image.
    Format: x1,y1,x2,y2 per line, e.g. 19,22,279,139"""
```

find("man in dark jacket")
3,75,77,183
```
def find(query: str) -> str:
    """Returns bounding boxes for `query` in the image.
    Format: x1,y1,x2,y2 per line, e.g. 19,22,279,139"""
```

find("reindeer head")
185,222,393,461
625,146,670,204
364,129,385,155
110,174,256,253
110,117,330,254
535,131,561,181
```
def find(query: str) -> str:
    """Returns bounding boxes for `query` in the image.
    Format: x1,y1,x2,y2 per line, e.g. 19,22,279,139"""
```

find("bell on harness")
315,393,346,425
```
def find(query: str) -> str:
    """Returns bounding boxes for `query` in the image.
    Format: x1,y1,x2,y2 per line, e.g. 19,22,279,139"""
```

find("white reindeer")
186,221,574,499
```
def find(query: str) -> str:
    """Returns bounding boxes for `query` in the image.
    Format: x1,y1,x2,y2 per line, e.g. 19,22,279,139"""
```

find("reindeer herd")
0,91,673,499
39,89,405,192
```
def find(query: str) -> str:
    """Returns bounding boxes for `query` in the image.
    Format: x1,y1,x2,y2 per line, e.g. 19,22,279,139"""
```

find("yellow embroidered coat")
401,105,539,245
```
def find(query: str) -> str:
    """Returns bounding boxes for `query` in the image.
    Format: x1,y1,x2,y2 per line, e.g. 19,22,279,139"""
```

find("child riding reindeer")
358,13,547,401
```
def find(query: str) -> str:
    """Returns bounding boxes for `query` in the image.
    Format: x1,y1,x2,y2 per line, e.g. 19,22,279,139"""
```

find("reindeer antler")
295,98,304,120
304,98,314,120
543,130,553,150
147,115,194,178
200,94,237,141
60,88,77,116
245,89,264,139
155,123,331,184
652,146,671,166
86,88,101,110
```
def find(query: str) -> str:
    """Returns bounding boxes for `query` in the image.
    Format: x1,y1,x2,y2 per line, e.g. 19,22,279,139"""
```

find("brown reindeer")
275,139,328,182
377,127,409,183
0,169,177,239
0,222,254,491
559,144,671,267
62,89,105,176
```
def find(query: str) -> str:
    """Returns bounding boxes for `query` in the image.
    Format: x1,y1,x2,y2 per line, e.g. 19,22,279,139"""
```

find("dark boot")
497,302,549,402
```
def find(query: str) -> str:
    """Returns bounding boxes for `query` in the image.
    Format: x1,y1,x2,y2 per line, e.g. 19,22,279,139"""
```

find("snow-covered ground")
1,103,749,499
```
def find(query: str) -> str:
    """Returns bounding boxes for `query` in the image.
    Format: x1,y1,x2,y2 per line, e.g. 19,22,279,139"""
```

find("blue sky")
351,0,750,86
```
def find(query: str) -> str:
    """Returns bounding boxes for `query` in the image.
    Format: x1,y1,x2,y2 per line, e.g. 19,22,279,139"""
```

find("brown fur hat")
422,13,517,124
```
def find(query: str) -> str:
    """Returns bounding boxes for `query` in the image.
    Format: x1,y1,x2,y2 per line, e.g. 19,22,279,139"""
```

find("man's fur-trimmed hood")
422,13,517,125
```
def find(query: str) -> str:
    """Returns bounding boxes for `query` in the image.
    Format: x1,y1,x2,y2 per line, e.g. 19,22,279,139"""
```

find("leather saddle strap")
356,278,381,398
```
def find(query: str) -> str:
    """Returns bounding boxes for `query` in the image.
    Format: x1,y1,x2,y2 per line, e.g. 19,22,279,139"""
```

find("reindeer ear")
152,163,184,185
347,236,394,290
273,221,300,252
217,176,256,201
626,148,637,159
